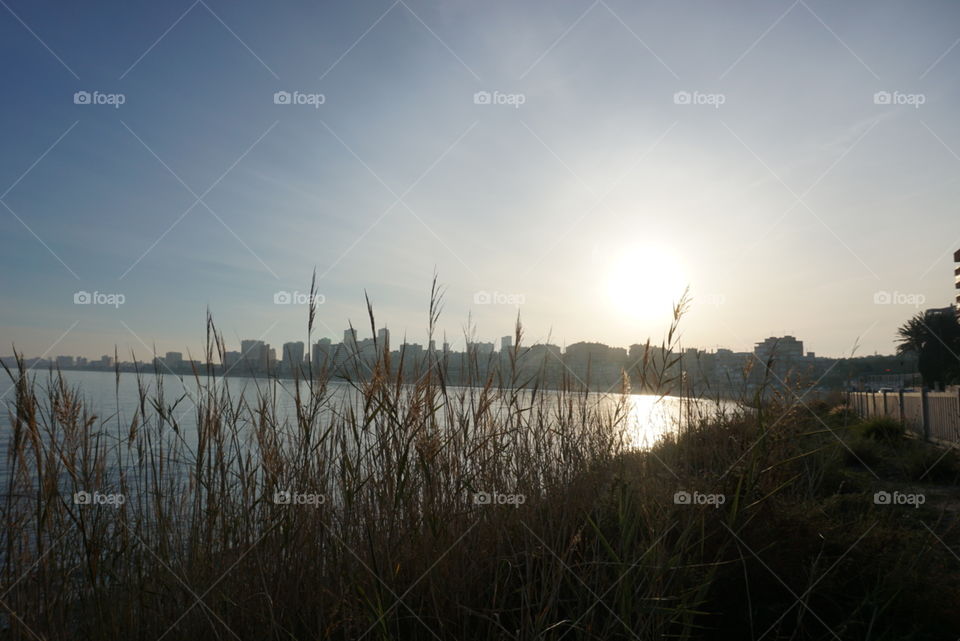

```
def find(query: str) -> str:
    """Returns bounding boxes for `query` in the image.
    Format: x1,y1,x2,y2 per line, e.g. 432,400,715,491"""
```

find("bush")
827,404,859,425
854,418,905,442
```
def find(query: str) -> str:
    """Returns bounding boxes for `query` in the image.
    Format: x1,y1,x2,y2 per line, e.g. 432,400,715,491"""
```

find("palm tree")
896,308,960,389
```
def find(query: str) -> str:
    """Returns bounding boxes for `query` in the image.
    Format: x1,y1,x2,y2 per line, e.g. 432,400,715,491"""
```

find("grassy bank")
2,293,959,640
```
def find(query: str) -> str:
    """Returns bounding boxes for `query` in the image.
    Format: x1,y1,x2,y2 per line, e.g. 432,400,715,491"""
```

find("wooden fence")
849,389,960,445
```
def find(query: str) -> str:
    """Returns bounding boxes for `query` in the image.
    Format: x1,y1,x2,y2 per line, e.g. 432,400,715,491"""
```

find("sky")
1,0,960,361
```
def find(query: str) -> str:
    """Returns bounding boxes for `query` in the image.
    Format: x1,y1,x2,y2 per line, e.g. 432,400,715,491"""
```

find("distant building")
282,342,305,374
223,351,241,369
357,337,375,357
924,306,955,318
527,344,561,359
240,340,268,372
56,355,74,368
468,341,495,357
165,352,183,367
100,355,114,368
954,248,960,316
501,336,512,353
343,329,358,350
564,342,627,380
377,327,390,351
753,336,804,363
714,348,749,379
312,338,332,368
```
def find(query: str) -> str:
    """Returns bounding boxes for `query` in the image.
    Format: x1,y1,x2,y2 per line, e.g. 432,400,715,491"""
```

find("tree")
896,308,960,389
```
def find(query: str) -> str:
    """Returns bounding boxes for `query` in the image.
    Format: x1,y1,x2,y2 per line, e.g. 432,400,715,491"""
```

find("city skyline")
4,2,960,365
0,327,824,365
0,327,860,368
7,326,914,400
2,284,954,362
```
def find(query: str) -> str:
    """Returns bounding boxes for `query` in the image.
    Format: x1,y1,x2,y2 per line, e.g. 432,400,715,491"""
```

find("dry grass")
2,282,959,640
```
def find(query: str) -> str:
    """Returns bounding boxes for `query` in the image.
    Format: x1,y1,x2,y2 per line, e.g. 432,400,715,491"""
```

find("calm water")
0,369,732,483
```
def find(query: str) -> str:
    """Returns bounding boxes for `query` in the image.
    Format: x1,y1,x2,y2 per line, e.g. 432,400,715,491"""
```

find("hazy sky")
2,0,960,360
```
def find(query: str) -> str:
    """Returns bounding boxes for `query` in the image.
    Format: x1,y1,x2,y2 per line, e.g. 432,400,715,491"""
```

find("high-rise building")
240,340,268,372
377,327,390,351
165,352,183,367
56,355,74,368
282,341,304,374
312,338,332,368
501,336,513,353
954,248,960,316
343,328,358,350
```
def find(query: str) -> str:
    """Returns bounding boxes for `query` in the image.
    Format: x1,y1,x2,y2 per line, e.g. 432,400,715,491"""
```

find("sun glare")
604,244,688,323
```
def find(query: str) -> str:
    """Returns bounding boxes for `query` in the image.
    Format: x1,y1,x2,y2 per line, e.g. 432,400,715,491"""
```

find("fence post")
921,388,930,442
882,390,888,416
898,389,904,425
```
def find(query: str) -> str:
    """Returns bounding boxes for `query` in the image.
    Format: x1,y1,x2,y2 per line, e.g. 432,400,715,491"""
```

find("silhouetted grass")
2,282,959,640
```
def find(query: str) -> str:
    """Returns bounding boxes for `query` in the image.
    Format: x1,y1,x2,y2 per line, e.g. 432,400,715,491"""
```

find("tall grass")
2,281,959,640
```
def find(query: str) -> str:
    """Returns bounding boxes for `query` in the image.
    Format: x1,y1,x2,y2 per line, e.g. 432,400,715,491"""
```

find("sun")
604,244,688,323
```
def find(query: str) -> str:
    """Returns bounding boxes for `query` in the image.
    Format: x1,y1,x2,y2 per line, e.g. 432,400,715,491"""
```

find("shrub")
854,417,905,442
827,403,859,425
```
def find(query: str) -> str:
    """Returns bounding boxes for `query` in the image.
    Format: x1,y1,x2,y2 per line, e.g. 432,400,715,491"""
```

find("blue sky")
2,0,960,360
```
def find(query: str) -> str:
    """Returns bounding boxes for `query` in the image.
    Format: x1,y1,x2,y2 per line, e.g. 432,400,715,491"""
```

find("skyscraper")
343,328,358,350
240,340,268,372
282,341,305,375
377,327,390,351
312,338,332,369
